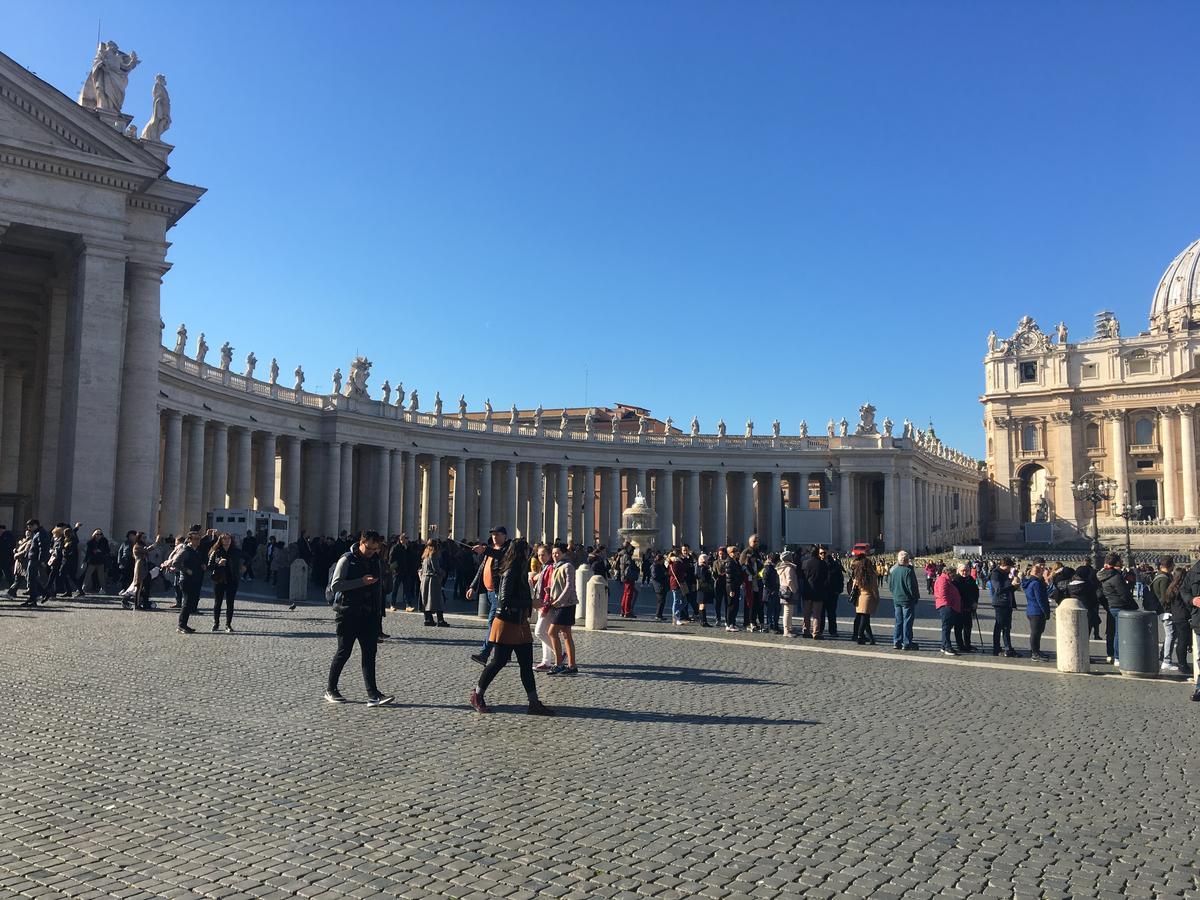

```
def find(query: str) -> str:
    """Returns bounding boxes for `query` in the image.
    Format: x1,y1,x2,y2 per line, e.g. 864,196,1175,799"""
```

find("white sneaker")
1161,662,1180,673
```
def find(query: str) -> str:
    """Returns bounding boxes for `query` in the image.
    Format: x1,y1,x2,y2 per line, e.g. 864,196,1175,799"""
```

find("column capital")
1178,403,1196,417
1157,404,1181,416
161,407,182,421
126,260,171,282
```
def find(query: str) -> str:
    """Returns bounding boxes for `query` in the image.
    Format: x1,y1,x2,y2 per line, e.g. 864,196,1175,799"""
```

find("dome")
1149,237,1200,332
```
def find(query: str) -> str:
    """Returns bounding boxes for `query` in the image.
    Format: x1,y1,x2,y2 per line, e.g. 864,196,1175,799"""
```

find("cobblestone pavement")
0,588,1196,899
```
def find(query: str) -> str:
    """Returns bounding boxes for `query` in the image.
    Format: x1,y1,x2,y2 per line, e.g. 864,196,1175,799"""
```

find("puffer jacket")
1021,575,1052,617
1097,567,1136,612
934,572,962,613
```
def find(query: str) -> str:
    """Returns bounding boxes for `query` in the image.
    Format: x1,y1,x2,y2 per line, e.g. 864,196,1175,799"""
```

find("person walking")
1022,562,1052,661
467,527,509,665
650,552,669,621
419,538,448,627
619,552,639,618
988,556,1021,658
546,542,579,675
1098,552,1137,665
174,531,206,633
207,532,243,632
531,545,560,672
888,550,921,650
850,554,880,645
325,530,394,706
469,539,555,715
1151,556,1179,673
933,565,962,656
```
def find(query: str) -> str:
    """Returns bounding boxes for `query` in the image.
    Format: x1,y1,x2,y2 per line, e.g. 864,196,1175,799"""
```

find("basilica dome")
1150,237,1200,333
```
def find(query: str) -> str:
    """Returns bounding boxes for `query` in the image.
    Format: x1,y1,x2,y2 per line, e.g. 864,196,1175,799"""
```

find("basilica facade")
982,237,1200,547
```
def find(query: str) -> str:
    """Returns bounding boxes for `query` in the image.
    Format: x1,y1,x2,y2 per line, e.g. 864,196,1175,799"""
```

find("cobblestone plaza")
0,590,1194,899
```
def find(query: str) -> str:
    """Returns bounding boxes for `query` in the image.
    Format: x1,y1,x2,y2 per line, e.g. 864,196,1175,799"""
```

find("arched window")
1085,421,1100,449
1134,417,1154,446
1021,423,1039,452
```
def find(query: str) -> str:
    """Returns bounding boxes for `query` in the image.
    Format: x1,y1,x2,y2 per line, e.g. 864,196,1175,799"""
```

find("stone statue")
637,415,647,436
243,352,257,378
987,330,997,352
883,417,894,437
611,414,619,435
1035,496,1050,523
173,323,187,355
126,123,137,138
293,366,305,391
409,390,420,412
459,394,468,419
826,418,835,437
140,74,171,142
395,382,405,407
584,408,593,435
433,391,443,415
381,380,391,405
664,416,674,434
511,404,519,427
218,342,233,371
838,417,849,437
856,402,878,435
560,410,569,432
772,419,781,438
484,398,493,422
903,418,913,438
799,419,808,438
534,404,543,428
1056,321,1068,344
268,358,279,385
195,333,209,365
717,419,726,438
344,357,372,398
745,420,754,438
78,41,139,113
690,416,699,437
331,368,342,394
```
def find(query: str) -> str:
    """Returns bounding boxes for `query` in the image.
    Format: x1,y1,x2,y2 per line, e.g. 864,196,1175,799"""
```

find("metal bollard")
1116,609,1160,678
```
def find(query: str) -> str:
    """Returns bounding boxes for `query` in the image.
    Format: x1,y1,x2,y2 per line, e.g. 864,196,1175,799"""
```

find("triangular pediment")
0,50,166,181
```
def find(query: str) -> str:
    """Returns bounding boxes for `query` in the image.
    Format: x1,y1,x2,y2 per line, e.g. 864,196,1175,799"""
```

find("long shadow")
580,662,782,686
496,705,817,726
400,637,481,647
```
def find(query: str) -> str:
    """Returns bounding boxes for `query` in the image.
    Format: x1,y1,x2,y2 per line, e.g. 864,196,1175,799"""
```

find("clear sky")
7,1,1199,455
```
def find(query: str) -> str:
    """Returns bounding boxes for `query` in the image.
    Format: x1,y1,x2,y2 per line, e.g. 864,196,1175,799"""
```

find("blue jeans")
670,588,688,621
893,603,915,647
479,591,498,655
938,606,955,650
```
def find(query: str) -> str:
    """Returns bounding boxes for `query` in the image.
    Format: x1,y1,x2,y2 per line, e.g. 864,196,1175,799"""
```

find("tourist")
933,565,961,656
207,532,243,632
712,546,728,626
0,524,14,590
241,530,259,581
619,551,639,618
696,552,715,627
117,530,136,591
531,545,559,671
737,549,758,631
546,542,579,674
744,535,766,631
668,551,689,625
724,546,743,633
777,550,800,636
761,552,782,634
20,519,51,607
1163,566,1191,672
1073,559,1102,641
801,545,827,639
325,530,394,706
174,531,206,633
1098,552,1136,665
419,538,447,627
1022,562,1052,661
951,562,979,652
387,532,412,610
467,526,509,665
681,544,700,621
163,534,188,609
469,538,554,716
988,557,1020,657
888,550,921,651
849,554,879,645
825,549,845,637
48,524,83,599
1150,556,1177,672
650,552,669,621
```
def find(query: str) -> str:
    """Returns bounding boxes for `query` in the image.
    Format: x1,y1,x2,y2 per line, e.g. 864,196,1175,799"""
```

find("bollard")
1116,609,1160,678
575,564,592,625
1054,598,1090,674
586,575,608,631
288,559,309,603
477,590,489,618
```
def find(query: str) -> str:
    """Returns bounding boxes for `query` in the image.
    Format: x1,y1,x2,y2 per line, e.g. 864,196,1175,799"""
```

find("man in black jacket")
174,531,206,633
18,520,51,607
801,546,828,639
325,530,394,706
241,531,259,581
0,524,14,589
1097,552,1136,665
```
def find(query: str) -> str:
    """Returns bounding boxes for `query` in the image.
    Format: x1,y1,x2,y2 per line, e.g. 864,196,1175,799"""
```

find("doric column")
373,446,390,532
423,455,442,537
556,464,570,541
1109,411,1128,512
1161,407,1180,521
184,417,206,531
740,472,755,542
883,471,899,552
681,470,700,548
838,472,855,548
606,468,621,547
283,436,302,521
635,468,647,500
209,423,229,511
339,443,354,534
1180,405,1198,523
451,456,468,539
768,471,782,550
530,463,545,542
323,442,341,537
657,467,674,548
229,426,252,509
256,433,277,512
899,471,916,551
0,365,21,492
580,467,594,544
505,461,519,535
389,449,404,537
159,409,183,536
477,459,493,536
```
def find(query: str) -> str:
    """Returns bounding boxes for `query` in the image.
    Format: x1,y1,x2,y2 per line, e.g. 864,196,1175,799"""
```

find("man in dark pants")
988,556,1021,657
0,524,14,590
175,531,206,633
241,531,259,581
466,526,510,666
19,520,51,607
117,530,136,591
325,530,394,706
824,549,845,636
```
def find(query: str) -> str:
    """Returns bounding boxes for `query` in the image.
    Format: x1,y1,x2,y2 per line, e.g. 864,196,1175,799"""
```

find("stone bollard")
575,564,592,625
289,558,309,603
1054,598,1090,674
586,575,608,631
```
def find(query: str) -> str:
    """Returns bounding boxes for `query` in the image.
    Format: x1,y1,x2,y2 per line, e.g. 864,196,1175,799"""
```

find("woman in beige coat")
850,555,880,645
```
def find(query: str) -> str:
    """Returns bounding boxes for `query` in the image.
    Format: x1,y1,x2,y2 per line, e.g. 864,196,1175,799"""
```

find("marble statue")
125,123,137,138
409,390,420,412
268,358,279,385
243,352,257,378
1056,321,1068,344
484,398,493,422
856,402,878,435
434,392,443,416
584,408,593,435
745,420,754,438
140,74,171,142
826,418,835,437
459,395,468,418
717,419,726,438
903,418,913,438
344,357,372,398
511,404,519,427
293,366,305,391
664,416,674,434
799,419,808,438
381,380,391,405
195,333,209,365
78,41,139,113
987,330,997,352
218,342,233,371
690,416,699,437
637,415,647,436
611,414,619,435
838,417,849,437
1035,496,1050,523
173,323,187,355
331,368,342,395
560,410,569,432
534,404,543,429
771,419,780,438
395,382,405,408
883,417,894,437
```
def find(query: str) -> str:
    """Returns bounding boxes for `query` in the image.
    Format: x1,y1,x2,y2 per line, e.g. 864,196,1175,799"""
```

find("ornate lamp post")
1071,463,1116,568
1112,492,1143,566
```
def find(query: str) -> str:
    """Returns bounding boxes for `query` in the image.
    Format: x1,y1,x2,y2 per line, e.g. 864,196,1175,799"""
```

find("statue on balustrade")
140,73,171,142
344,357,372,398
838,417,849,437
559,409,569,432
511,404,519,427
484,398,493,424
534,404,543,429
883,416,894,437
434,392,443,416
395,382,405,407
195,333,209,365
460,395,468,418
772,419,780,438
381,380,391,404
218,342,233,371
293,365,305,391
826,418,835,437
78,41,139,112
799,419,808,438
409,389,420,412
331,368,342,395
717,419,726,438
173,323,187,355
690,416,699,437
745,420,754,438
268,358,279,385
244,352,257,378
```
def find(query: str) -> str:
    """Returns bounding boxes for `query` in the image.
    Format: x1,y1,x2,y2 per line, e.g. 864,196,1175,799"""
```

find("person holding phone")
325,530,394,707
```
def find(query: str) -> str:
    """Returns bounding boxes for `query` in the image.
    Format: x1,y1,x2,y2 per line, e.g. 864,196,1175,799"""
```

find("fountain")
618,491,658,559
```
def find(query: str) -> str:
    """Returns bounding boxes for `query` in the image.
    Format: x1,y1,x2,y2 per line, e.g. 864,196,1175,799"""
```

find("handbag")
496,604,523,624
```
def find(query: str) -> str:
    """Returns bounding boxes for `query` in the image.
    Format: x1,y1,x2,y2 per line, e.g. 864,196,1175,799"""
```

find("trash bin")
1117,610,1159,678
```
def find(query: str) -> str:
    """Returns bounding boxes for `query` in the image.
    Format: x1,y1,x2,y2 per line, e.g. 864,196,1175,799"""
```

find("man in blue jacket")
888,550,921,650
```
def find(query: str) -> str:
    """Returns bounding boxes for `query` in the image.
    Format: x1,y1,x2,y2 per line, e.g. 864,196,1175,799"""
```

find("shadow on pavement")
580,662,783,686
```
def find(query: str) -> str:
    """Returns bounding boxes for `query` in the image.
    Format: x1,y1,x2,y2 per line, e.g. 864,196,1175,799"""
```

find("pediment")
0,50,166,180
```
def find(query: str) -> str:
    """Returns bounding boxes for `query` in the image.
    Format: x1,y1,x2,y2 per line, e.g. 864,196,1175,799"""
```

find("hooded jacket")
1097,567,1136,612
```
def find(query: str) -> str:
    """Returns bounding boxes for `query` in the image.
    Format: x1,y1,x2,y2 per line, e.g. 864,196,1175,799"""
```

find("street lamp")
1071,463,1116,568
1112,492,1143,566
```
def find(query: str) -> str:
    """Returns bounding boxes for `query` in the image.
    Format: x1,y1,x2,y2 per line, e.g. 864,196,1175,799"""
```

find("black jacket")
176,546,205,592
496,563,532,615
329,547,383,623
468,541,509,595
988,567,1018,608
1097,567,1137,612
801,556,828,600
952,573,980,609
27,528,51,566
207,545,243,584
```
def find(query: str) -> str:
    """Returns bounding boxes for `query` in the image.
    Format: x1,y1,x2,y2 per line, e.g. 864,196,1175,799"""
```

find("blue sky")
8,1,1199,455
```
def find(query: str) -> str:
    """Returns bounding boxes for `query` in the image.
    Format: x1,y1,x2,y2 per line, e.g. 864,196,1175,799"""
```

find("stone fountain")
618,491,658,559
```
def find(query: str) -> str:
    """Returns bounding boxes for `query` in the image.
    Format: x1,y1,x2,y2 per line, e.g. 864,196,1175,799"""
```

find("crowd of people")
5,515,1200,706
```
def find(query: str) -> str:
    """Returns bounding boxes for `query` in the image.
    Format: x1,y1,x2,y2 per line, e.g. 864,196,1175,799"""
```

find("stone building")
982,236,1200,547
0,46,982,552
